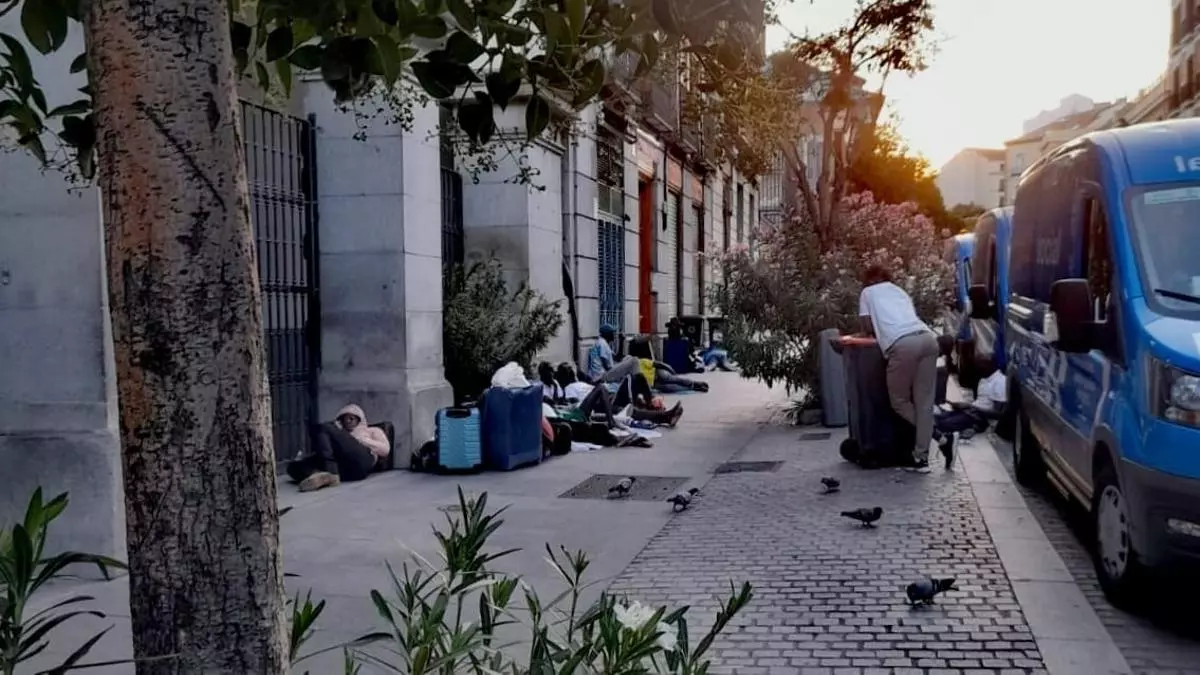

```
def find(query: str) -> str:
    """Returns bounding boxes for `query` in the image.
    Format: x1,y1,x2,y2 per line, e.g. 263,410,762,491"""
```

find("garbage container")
818,329,848,428
707,317,727,346
678,315,704,346
830,336,915,468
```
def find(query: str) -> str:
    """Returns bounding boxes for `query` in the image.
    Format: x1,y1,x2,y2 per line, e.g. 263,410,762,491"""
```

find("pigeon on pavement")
840,506,883,527
666,487,701,512
608,476,637,498
820,477,841,494
905,577,957,605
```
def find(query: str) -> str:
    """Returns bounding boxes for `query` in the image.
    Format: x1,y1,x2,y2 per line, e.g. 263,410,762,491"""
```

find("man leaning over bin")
857,264,941,473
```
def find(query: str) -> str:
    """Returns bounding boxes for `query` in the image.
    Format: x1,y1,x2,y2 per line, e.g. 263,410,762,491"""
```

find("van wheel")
1092,464,1148,609
1012,409,1042,486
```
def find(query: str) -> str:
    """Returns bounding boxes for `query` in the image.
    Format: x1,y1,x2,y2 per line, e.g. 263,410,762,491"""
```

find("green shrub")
443,260,564,403
347,487,753,674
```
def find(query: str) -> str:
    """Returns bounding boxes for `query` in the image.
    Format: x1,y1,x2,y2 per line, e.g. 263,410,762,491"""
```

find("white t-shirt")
858,281,930,353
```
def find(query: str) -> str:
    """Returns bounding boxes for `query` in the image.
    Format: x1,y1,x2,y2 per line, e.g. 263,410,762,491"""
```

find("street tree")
847,116,950,229
0,0,764,671
700,0,935,248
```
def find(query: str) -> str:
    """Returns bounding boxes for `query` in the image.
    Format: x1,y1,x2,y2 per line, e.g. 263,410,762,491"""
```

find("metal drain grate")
800,431,832,441
559,474,689,501
714,461,783,474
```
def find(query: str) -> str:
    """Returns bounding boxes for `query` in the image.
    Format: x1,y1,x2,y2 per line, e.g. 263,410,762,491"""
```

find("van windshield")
1128,185,1200,315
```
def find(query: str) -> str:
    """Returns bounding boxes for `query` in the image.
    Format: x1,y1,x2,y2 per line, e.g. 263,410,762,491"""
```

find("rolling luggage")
481,384,544,470
435,406,483,471
831,337,915,469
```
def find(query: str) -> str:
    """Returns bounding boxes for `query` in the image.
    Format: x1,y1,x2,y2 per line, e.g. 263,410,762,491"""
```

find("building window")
735,183,745,243
596,125,624,218
597,218,625,332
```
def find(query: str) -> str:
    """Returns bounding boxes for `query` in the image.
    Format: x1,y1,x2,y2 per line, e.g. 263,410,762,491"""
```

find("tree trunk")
85,0,288,672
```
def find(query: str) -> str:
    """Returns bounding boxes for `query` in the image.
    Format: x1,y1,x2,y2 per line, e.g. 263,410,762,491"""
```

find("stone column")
460,101,571,364
300,82,452,455
0,29,124,561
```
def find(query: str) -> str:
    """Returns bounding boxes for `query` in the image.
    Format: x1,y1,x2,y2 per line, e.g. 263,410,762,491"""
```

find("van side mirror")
967,284,992,319
1049,279,1094,353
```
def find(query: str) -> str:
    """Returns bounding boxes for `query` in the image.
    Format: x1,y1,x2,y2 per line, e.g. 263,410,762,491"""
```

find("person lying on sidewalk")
645,359,710,393
544,361,684,428
857,264,940,474
287,404,391,492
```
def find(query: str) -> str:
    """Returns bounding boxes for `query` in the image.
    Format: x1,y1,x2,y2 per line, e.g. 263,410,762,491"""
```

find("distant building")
1021,94,1096,135
1164,0,1200,117
935,148,1005,211
1002,102,1120,204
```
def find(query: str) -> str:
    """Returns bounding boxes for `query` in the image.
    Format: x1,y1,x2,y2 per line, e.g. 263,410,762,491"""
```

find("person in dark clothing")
550,362,682,427
287,404,391,492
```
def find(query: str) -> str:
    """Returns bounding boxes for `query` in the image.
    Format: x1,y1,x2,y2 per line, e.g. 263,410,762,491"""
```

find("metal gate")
241,101,320,466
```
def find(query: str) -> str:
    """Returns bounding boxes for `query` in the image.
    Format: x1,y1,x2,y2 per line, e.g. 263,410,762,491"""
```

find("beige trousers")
885,331,940,462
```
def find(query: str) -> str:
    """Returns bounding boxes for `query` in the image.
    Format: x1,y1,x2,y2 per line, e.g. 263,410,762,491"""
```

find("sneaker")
939,435,956,470
299,471,340,492
907,459,932,474
667,403,684,427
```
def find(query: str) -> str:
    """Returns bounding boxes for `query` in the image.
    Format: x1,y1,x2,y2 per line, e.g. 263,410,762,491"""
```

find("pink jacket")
336,404,391,459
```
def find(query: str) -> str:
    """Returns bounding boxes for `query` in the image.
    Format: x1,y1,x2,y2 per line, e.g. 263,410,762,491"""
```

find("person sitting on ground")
287,404,391,492
858,264,941,473
586,324,644,386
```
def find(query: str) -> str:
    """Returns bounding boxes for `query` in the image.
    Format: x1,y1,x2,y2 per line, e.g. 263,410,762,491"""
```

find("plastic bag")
491,362,531,389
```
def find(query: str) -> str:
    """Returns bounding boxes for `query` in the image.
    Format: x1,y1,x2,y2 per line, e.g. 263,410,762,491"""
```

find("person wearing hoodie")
287,404,391,492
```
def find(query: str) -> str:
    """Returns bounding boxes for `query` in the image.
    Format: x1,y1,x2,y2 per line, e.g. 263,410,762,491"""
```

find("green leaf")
371,34,403,87
255,61,271,90
411,59,474,99
412,16,447,39
573,58,605,106
47,99,89,117
21,0,69,54
565,0,585,35
41,624,112,674
458,92,495,145
265,25,293,62
275,59,293,97
423,0,444,14
1,33,35,90
230,20,253,52
445,31,484,63
485,72,519,111
68,52,87,74
371,0,399,25
524,93,551,141
288,44,323,70
445,0,475,30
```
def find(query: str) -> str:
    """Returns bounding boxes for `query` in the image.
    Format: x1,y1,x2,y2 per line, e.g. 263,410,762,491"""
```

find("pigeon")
905,577,957,605
608,476,637,498
666,487,701,512
820,477,841,494
840,506,883,527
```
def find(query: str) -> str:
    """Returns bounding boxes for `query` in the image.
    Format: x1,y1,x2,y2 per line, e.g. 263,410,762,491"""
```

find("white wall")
936,150,1004,210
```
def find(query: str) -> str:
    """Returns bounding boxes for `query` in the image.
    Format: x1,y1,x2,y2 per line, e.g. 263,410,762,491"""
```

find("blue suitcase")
435,406,482,471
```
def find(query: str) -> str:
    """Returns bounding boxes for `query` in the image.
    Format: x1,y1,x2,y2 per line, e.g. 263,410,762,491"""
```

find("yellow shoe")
298,471,340,492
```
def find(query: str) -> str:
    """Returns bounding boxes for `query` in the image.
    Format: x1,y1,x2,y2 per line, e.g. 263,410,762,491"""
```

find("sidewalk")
24,374,1129,674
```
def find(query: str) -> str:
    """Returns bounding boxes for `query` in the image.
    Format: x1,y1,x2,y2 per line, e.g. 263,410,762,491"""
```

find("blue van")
1006,119,1200,602
958,207,1014,395
941,232,975,343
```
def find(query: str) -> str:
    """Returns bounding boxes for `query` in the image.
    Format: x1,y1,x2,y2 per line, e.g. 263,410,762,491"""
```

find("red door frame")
638,177,655,335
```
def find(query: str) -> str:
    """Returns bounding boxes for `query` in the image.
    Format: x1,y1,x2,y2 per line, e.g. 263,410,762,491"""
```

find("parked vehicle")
958,207,1014,395
1006,119,1200,604
940,233,975,374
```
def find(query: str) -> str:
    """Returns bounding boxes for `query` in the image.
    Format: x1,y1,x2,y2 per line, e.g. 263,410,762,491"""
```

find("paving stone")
986,435,1200,674
609,423,1049,673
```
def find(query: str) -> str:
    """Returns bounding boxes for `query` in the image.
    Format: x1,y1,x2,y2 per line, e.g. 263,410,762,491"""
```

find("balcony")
640,77,680,133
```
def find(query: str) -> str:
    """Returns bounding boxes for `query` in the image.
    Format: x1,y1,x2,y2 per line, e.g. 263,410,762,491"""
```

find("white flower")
655,621,678,652
613,601,656,631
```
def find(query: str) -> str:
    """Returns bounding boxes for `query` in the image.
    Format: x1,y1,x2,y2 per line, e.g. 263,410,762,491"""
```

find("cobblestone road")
611,425,1048,674
986,435,1200,675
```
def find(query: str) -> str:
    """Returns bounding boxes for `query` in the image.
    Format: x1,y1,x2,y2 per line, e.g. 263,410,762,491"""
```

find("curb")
960,434,1131,675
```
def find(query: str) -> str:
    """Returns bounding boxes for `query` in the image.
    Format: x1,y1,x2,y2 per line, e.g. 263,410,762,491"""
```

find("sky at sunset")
766,0,1172,169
